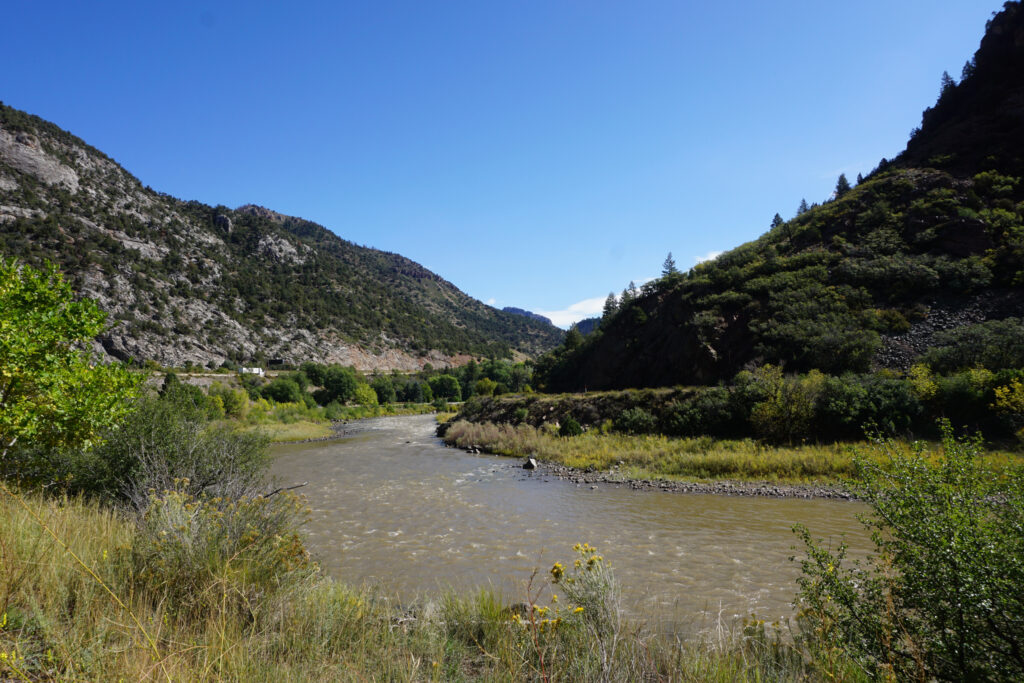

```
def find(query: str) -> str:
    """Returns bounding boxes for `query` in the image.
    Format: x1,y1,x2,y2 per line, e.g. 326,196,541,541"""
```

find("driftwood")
261,482,308,498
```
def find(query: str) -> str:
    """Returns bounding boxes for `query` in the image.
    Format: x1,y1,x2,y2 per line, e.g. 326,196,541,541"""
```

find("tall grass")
0,489,858,681
442,420,1024,484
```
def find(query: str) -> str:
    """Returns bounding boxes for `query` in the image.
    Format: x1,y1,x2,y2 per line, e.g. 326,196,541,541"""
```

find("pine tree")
961,58,976,82
797,198,810,215
602,292,618,319
771,213,784,229
835,173,851,198
662,252,679,277
939,70,956,101
856,173,864,185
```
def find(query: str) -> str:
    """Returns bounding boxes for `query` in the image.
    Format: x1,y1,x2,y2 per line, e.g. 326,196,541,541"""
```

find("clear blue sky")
3,1,1002,326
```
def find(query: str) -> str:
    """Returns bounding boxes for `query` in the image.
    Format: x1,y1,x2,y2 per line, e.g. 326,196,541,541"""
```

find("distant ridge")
0,104,564,370
502,307,553,326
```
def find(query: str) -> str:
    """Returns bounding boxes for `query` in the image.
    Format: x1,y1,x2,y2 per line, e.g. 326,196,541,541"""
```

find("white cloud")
536,296,608,329
695,250,723,264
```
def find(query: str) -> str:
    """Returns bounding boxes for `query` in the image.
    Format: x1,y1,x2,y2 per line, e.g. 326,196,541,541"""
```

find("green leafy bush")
613,408,656,435
559,417,583,437
796,423,1024,681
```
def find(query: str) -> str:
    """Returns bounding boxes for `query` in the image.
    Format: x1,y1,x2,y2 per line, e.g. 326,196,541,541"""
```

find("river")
270,414,870,632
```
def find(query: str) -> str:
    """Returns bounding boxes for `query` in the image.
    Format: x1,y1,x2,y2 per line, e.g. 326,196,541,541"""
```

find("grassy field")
0,488,860,681
441,420,1024,485
239,402,440,443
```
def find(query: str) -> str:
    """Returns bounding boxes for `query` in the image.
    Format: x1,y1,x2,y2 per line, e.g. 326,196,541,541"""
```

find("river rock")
523,457,538,470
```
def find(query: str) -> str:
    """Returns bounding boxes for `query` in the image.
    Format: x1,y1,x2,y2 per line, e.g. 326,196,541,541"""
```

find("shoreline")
450,442,857,500
536,460,857,500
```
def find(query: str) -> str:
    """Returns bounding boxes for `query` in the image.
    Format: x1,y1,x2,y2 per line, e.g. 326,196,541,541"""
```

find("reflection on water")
271,415,869,630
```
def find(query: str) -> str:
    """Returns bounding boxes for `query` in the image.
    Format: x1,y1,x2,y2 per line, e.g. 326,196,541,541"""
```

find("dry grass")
0,488,857,681
442,420,1024,484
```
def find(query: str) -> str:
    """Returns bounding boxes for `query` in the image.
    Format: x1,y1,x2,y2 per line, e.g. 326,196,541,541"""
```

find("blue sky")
2,1,1002,326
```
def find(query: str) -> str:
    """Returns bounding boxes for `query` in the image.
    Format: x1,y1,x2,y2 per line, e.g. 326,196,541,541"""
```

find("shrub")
923,318,1024,372
795,422,1024,681
559,417,583,437
263,378,304,404
132,484,312,616
612,408,656,435
85,388,270,505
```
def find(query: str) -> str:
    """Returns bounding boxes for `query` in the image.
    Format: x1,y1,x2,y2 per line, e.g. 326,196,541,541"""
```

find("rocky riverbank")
539,461,856,500
455,443,856,500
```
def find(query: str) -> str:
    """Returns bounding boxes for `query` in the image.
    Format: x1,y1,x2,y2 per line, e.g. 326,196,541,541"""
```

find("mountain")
535,1,1024,391
502,307,553,326
0,105,564,370
573,317,601,336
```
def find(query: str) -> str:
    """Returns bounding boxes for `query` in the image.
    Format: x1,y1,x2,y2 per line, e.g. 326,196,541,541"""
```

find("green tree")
796,423,1024,681
352,383,378,406
0,259,139,459
474,377,498,396
371,375,396,404
428,374,462,402
602,292,618,319
322,365,358,404
834,173,851,198
770,213,784,229
797,198,810,215
662,252,679,278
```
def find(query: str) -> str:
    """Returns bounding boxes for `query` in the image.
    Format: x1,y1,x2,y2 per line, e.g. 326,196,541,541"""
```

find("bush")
559,417,583,437
795,422,1024,681
85,388,270,504
923,317,1024,372
132,485,312,616
263,378,304,404
613,407,656,435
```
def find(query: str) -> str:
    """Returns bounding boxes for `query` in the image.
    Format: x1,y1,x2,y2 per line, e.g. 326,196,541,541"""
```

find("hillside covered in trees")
536,2,1024,392
0,108,563,369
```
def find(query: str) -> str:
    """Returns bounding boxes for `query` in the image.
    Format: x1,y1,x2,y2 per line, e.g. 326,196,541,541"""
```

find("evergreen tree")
797,198,810,215
939,70,956,101
771,213,784,229
835,173,851,198
961,58,976,82
602,292,618,319
856,173,863,185
662,252,679,277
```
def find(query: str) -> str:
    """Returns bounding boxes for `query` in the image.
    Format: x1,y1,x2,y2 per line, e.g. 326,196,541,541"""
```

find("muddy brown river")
271,415,869,632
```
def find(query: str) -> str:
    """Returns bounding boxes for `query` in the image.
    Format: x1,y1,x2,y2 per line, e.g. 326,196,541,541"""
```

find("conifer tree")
662,252,679,277
771,213,784,229
797,198,810,215
939,70,956,101
602,292,618,319
835,173,851,198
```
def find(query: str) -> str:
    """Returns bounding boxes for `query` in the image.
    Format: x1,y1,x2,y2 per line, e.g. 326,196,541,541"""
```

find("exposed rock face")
0,128,79,192
0,103,564,370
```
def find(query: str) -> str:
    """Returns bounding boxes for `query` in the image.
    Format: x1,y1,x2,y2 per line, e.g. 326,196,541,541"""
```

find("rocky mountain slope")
536,2,1024,391
0,106,563,370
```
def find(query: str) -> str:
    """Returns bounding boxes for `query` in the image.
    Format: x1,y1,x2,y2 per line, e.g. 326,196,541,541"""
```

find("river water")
270,415,869,631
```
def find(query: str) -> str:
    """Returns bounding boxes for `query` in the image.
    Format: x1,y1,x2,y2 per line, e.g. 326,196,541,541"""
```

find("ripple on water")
270,414,870,627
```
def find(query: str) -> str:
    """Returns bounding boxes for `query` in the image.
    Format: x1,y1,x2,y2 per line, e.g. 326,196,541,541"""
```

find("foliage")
428,374,462,401
0,258,139,458
796,423,1024,681
85,386,270,504
559,416,583,437
923,317,1024,372
612,407,657,435
352,383,378,406
132,484,312,616
262,378,305,404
